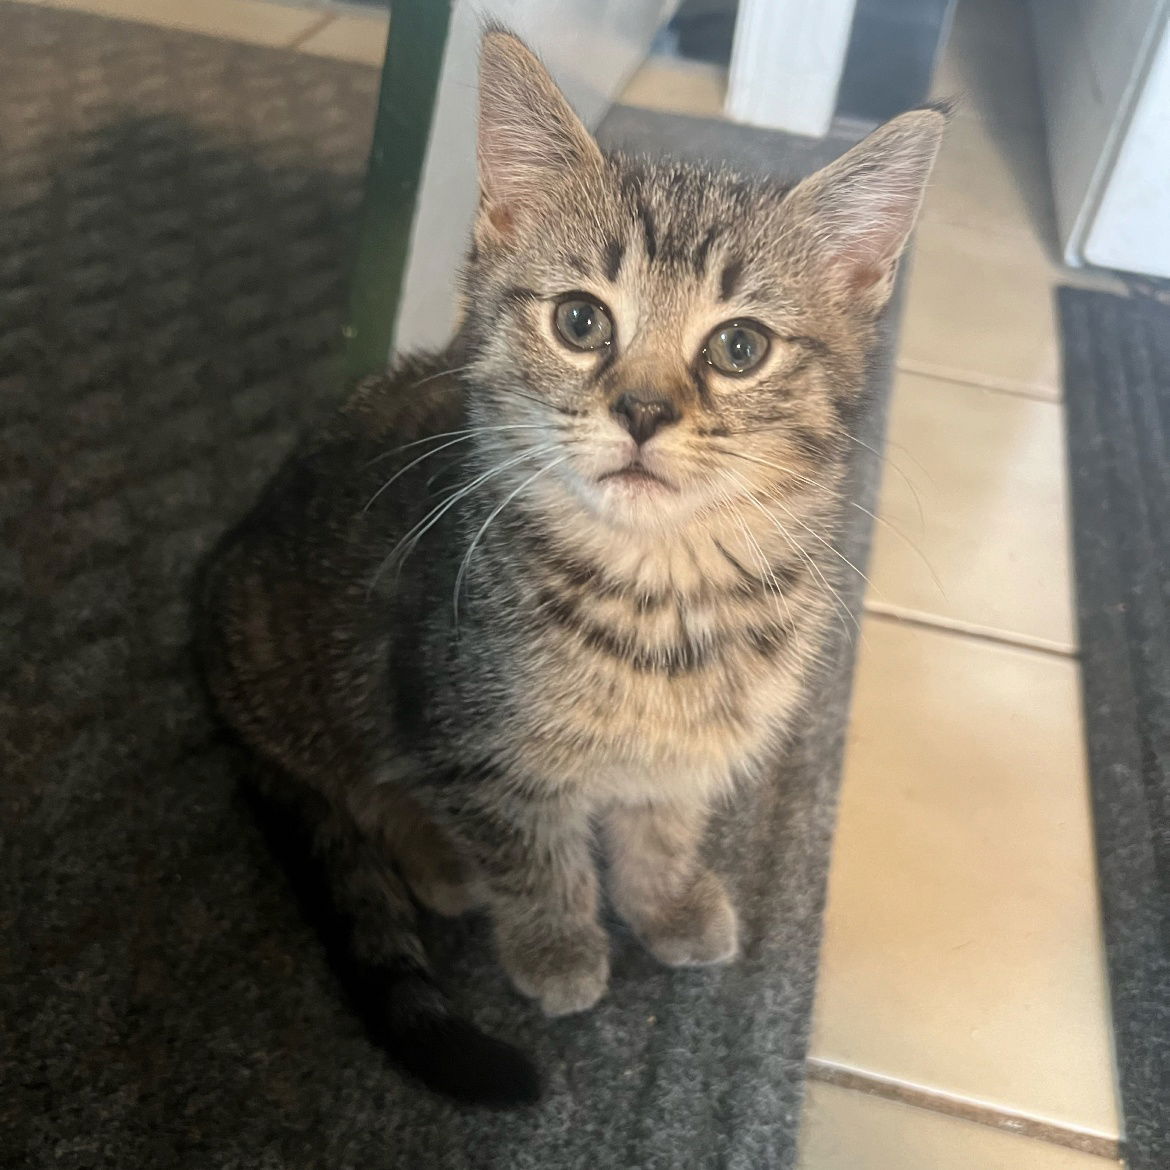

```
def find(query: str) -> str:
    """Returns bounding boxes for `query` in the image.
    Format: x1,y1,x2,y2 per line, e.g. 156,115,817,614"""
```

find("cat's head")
457,30,943,533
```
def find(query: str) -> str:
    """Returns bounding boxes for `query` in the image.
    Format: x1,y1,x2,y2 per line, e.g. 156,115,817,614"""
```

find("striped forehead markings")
636,199,658,262
603,238,625,283
692,224,722,276
719,259,744,302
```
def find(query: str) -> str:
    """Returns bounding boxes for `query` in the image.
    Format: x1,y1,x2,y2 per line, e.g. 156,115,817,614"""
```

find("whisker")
364,424,570,511
424,432,581,491
453,454,570,625
363,433,497,513
716,445,943,597
846,497,947,599
362,424,550,471
718,492,800,646
866,430,937,489
717,449,873,597
485,384,576,416
756,481,879,599
720,425,930,530
367,443,557,595
712,445,828,493
721,468,861,640
425,457,463,491
406,362,574,420
842,431,926,531
409,362,474,390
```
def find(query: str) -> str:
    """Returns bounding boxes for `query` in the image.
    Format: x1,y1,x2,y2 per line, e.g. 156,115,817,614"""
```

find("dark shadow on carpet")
0,5,897,1167
1058,286,1170,1170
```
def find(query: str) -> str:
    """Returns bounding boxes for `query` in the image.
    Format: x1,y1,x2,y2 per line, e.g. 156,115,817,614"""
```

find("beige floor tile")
798,1082,1122,1170
37,0,322,46
297,12,388,66
810,618,1120,1137
899,220,1061,398
618,57,727,119
927,1,1131,294
868,371,1076,652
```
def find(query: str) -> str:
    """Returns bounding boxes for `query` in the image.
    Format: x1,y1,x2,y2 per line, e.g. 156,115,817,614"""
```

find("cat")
198,29,943,1107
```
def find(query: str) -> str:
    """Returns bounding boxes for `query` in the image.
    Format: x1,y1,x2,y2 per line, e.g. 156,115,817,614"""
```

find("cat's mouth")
596,462,676,492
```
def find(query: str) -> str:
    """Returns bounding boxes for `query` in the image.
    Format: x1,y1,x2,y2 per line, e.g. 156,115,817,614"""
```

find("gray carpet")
0,6,896,1166
1059,287,1170,1170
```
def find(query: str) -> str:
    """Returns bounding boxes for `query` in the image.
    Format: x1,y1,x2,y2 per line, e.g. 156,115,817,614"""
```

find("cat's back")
197,355,466,773
208,352,466,579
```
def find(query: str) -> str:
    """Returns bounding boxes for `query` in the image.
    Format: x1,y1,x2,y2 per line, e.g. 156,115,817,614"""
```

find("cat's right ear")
781,107,945,315
477,29,603,237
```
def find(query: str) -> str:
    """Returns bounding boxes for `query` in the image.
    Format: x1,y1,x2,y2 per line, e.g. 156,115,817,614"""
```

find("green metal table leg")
344,0,453,380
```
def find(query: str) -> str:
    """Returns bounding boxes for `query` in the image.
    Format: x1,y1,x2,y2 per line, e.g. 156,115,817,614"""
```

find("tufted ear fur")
783,108,945,314
476,29,604,237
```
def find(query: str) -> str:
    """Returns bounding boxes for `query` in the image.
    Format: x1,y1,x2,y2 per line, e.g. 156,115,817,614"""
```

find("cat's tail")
351,956,542,1108
239,776,542,1108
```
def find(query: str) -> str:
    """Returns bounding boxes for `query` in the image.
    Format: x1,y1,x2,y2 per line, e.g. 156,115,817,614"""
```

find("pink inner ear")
828,191,915,291
787,108,944,303
487,204,515,235
842,260,888,293
826,231,895,294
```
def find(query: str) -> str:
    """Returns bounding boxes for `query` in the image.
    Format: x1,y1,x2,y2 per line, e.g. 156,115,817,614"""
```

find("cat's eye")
554,297,613,351
703,321,770,375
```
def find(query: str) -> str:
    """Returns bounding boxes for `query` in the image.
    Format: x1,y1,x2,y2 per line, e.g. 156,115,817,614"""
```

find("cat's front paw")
498,923,610,1016
638,870,739,968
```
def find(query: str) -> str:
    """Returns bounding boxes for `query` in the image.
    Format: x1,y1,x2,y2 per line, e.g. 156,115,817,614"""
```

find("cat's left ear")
477,29,604,236
784,108,946,314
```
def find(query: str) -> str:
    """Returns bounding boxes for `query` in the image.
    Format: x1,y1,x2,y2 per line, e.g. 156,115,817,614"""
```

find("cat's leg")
431,787,609,1016
358,785,484,918
604,800,738,967
392,813,483,918
314,808,432,970
246,778,540,1104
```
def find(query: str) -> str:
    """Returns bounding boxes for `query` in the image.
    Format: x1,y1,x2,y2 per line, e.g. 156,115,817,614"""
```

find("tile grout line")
895,358,1064,404
806,1059,1123,1162
862,603,1079,659
285,10,334,50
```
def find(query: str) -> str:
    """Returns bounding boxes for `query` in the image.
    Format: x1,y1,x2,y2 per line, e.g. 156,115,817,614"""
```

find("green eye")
554,297,613,351
704,321,769,375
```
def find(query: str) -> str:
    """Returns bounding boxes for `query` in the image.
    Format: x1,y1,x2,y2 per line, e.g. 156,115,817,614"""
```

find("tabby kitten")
199,30,942,1106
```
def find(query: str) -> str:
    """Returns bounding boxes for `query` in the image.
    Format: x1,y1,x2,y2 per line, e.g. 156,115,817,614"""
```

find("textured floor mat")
0,6,896,1167
1059,287,1170,1170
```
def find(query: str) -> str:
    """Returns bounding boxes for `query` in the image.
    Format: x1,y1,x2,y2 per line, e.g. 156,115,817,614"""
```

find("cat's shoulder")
334,351,467,446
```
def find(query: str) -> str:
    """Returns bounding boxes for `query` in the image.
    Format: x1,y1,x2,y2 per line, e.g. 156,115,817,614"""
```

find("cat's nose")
611,392,680,445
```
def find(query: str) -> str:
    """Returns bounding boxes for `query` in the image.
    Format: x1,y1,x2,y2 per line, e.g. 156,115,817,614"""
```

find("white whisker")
721,467,861,640
453,454,569,624
367,443,557,595
716,444,942,598
757,482,878,598
842,430,926,531
719,492,800,647
410,362,474,390
486,384,569,416
847,496,947,599
363,433,496,513
362,424,549,471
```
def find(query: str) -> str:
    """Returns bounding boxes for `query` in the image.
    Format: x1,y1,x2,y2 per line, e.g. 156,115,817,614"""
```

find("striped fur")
198,31,943,1104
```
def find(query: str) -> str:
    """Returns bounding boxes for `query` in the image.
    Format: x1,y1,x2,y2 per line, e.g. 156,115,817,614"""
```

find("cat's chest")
501,588,812,800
